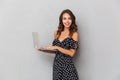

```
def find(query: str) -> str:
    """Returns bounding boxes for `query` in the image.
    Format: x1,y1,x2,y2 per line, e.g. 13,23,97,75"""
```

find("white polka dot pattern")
52,37,79,80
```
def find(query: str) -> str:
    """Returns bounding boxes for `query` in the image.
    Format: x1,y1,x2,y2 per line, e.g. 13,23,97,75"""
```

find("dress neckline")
56,37,78,43
58,37,70,43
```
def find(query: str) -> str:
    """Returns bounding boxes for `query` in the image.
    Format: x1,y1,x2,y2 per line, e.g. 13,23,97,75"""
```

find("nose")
66,19,69,23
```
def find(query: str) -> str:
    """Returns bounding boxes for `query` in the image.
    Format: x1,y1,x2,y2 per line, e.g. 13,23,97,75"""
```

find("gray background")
0,0,120,80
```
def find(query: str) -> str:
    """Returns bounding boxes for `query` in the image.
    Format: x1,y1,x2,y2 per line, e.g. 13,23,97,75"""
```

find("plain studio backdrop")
0,0,120,80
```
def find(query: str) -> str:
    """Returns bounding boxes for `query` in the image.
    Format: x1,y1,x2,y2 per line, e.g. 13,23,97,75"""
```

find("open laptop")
32,32,57,53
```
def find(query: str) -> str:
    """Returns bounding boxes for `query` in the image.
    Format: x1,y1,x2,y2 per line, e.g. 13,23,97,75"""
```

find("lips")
64,23,71,27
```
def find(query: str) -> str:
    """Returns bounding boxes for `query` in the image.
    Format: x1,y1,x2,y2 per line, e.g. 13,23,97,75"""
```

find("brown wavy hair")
56,9,78,39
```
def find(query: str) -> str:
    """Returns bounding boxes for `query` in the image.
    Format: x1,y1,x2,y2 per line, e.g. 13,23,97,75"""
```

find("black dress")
52,37,79,80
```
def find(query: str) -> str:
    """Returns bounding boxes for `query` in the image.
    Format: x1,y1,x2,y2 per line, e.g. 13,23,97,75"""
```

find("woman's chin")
64,26,70,28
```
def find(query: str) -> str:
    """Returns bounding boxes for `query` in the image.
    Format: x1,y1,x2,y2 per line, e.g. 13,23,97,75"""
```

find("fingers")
46,46,50,49
35,47,42,51
46,45,54,50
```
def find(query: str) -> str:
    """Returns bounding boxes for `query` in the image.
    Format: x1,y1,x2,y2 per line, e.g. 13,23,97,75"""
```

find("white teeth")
66,23,69,25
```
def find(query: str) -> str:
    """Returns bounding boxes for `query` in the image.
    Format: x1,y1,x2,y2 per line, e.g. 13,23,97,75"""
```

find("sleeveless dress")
52,37,79,80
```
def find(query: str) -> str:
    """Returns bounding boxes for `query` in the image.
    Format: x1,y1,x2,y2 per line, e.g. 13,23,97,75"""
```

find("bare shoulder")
72,32,78,41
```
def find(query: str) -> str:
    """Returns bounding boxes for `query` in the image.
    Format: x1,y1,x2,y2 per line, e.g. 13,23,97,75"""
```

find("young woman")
37,9,79,80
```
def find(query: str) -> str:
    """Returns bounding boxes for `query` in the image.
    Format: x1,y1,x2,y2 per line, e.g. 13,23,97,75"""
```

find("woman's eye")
63,18,66,20
63,17,71,20
68,17,71,20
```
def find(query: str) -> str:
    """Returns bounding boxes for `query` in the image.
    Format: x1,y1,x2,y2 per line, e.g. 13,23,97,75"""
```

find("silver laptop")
32,32,57,52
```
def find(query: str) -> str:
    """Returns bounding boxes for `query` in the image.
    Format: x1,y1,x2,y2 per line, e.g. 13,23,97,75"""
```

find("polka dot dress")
52,37,79,80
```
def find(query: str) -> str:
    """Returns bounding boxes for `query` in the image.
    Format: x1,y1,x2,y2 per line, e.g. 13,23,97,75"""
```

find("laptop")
32,32,57,53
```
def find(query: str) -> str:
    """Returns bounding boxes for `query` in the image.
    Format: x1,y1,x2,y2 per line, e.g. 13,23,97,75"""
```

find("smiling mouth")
65,23,71,26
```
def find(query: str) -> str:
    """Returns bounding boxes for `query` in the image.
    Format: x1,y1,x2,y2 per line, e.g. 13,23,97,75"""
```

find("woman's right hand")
35,47,43,51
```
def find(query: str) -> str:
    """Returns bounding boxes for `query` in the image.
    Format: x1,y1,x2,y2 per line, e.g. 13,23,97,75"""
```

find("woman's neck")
63,27,69,33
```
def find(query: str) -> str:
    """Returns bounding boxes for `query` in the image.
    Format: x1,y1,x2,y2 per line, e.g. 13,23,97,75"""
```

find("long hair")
56,9,78,39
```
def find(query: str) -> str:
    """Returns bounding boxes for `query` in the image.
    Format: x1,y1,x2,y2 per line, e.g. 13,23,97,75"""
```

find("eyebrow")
63,16,71,18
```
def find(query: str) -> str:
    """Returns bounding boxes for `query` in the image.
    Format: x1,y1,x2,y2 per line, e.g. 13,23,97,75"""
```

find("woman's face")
62,13,72,28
